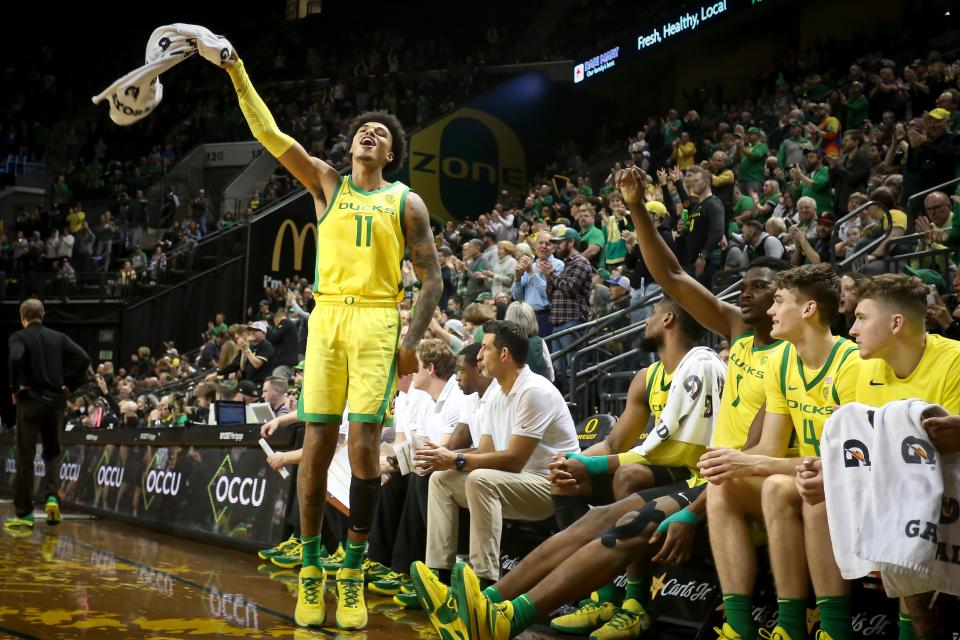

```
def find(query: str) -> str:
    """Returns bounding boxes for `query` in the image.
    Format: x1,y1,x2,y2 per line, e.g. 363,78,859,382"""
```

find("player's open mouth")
360,136,377,148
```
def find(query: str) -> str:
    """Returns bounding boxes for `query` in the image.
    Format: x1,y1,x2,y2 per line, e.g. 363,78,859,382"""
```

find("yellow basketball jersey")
313,176,408,301
711,333,787,449
856,333,960,413
633,361,707,481
765,337,861,457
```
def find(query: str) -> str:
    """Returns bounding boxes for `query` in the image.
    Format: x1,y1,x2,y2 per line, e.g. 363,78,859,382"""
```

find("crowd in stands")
70,33,960,429
2,5,534,295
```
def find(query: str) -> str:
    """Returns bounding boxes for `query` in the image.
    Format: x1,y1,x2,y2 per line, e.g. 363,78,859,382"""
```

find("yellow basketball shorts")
297,298,400,425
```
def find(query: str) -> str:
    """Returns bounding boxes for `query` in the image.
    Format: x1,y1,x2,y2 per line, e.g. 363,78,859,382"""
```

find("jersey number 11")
355,215,373,247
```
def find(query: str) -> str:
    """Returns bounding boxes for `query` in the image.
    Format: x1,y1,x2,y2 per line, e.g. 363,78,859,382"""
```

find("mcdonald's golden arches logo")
272,219,317,272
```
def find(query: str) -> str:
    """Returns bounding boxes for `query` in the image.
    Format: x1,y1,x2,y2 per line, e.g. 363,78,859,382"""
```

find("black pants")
367,471,431,573
14,396,63,518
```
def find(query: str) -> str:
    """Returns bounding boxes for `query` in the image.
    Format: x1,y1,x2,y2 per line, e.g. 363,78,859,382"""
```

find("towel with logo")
821,401,880,580
92,24,235,125
823,399,960,596
636,346,726,455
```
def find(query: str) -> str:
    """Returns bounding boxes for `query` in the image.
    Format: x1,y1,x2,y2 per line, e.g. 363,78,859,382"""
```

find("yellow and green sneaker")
320,543,345,572
454,562,513,640
258,536,300,561
363,559,395,584
759,626,796,640
551,595,618,634
294,565,327,628
393,584,423,610
335,566,368,630
45,497,61,526
369,569,410,596
589,599,652,640
409,561,464,638
3,514,34,530
271,541,304,569
714,623,744,639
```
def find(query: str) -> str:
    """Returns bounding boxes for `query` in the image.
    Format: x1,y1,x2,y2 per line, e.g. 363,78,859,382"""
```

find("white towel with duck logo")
636,346,726,454
92,24,235,125
824,399,960,596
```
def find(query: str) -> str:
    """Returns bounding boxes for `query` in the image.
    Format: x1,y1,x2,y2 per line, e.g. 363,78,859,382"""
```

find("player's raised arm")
398,192,442,375
218,50,339,203
616,167,745,340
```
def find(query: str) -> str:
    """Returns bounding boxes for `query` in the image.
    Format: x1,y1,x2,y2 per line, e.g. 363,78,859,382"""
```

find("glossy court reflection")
0,503,438,639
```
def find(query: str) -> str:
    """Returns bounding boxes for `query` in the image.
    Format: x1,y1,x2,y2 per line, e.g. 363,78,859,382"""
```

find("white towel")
854,400,944,581
92,24,235,126
636,346,725,455
824,399,960,596
821,402,881,579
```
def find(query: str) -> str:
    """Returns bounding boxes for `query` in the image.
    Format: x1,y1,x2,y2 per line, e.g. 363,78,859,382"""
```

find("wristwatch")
456,453,466,471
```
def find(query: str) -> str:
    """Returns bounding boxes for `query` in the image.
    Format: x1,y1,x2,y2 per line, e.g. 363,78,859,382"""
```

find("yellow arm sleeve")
617,451,649,466
226,59,296,158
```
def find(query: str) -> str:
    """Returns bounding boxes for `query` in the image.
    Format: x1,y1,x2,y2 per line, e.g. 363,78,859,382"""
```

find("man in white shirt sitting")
446,342,497,451
416,321,580,587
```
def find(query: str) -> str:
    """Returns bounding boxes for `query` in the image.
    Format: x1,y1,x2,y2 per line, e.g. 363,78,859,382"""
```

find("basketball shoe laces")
341,577,362,608
302,576,323,605
607,607,640,631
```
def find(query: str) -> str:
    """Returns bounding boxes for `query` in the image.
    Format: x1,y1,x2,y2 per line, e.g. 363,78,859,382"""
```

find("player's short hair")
19,298,44,322
416,339,457,380
347,111,407,176
747,256,793,274
855,274,928,323
775,264,840,324
483,320,529,364
458,342,482,368
658,297,706,344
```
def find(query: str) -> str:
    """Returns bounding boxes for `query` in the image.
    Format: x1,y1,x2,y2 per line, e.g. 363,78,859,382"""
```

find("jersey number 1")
355,215,373,247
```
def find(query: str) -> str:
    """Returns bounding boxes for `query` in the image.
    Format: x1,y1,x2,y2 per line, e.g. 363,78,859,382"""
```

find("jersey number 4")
355,215,373,247
802,418,820,456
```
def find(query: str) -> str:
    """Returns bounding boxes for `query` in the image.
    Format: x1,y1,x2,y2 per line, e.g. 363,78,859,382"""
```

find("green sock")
508,594,538,636
483,586,504,604
723,593,756,639
624,577,649,604
342,538,366,570
302,535,322,568
776,598,806,640
898,613,916,640
591,582,619,604
817,595,852,640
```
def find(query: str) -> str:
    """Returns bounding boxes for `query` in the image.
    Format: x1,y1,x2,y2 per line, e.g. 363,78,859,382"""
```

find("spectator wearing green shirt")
601,194,630,266
754,180,781,223
790,148,833,214
577,175,594,197
210,313,229,337
574,200,605,269
841,81,870,131
532,184,554,212
737,127,768,194
735,181,781,225
662,109,682,147
731,183,756,225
